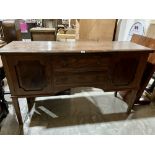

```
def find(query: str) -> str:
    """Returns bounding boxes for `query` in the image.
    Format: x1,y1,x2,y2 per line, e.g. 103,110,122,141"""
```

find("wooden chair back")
131,34,155,64
2,20,21,43
2,20,18,43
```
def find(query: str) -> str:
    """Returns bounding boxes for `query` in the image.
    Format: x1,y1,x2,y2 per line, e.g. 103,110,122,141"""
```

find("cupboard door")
4,54,52,96
108,53,148,90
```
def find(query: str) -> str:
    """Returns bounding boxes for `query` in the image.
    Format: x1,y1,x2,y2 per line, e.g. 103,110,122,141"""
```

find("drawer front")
54,71,109,86
53,53,148,92
53,54,110,70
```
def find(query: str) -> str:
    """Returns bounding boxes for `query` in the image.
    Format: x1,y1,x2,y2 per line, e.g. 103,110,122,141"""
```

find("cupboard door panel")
5,54,52,96
15,60,47,91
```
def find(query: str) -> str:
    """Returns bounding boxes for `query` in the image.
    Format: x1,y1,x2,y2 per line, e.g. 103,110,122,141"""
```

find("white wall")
115,19,151,41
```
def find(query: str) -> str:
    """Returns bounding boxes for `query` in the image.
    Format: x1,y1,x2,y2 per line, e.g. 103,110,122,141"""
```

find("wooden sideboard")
0,41,153,125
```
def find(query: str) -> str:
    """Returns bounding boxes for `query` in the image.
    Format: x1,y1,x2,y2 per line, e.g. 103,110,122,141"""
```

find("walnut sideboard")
0,41,153,125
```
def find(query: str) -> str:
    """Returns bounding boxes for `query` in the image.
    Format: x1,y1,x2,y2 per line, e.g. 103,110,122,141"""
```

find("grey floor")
1,84,155,135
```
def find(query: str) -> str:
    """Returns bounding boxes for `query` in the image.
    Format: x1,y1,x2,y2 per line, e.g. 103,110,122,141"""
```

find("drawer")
54,71,110,86
53,54,110,69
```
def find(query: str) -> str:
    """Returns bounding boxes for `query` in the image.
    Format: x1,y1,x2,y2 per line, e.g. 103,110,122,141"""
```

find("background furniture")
57,34,75,41
57,28,76,41
0,66,8,123
30,27,56,41
0,21,3,39
1,20,22,43
144,22,155,95
0,44,8,123
42,19,57,28
20,21,37,39
0,41,153,125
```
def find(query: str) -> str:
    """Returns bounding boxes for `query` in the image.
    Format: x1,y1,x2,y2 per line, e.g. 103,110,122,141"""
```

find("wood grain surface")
0,41,153,53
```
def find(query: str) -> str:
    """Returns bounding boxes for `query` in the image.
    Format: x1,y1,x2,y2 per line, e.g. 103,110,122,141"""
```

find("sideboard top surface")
0,41,153,54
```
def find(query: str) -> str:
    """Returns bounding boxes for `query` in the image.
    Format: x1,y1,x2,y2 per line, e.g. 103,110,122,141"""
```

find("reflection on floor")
1,87,155,135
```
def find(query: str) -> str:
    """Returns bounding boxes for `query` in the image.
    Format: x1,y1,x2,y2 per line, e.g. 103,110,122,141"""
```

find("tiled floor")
1,86,155,135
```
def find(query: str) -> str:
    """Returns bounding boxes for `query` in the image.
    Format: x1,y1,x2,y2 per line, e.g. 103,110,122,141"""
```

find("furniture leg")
12,97,23,125
127,90,138,114
26,97,35,112
114,91,117,97
134,63,155,103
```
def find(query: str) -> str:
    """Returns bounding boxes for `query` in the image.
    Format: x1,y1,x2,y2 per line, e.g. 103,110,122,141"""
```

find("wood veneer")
0,41,153,125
